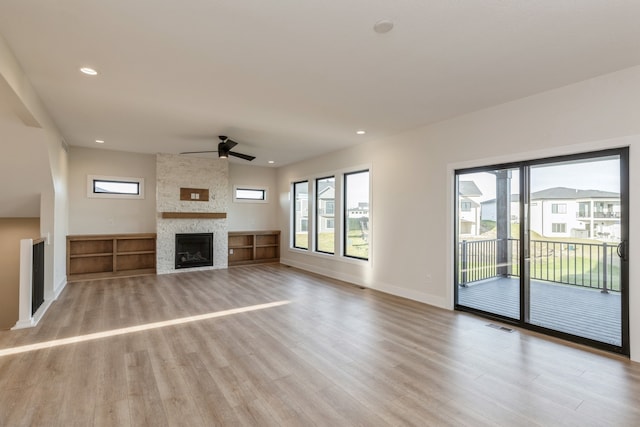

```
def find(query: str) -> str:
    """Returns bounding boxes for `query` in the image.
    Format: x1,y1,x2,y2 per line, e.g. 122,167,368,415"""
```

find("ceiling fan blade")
180,150,217,154
229,151,256,161
219,135,238,150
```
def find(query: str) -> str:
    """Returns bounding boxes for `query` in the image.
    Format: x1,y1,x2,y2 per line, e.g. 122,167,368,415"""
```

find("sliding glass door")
455,168,521,320
454,148,628,354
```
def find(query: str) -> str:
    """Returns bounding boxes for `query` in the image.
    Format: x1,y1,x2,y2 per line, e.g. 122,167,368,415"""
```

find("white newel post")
13,238,35,329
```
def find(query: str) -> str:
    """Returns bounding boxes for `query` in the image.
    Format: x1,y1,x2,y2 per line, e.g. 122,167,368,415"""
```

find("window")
290,167,371,262
551,203,567,214
552,223,567,233
316,176,335,254
325,201,335,215
344,170,370,260
460,201,472,212
88,175,144,199
234,186,267,202
293,181,309,249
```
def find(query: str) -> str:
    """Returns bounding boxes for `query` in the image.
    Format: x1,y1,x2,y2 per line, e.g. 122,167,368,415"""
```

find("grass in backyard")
294,231,369,259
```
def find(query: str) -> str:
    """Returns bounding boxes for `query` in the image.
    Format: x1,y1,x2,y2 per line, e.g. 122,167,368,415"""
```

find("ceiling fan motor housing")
218,142,230,158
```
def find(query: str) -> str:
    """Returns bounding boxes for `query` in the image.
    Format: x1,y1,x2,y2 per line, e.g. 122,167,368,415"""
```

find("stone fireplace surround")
156,154,228,274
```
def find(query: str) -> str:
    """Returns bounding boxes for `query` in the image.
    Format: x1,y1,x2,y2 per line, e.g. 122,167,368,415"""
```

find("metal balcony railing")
458,238,621,292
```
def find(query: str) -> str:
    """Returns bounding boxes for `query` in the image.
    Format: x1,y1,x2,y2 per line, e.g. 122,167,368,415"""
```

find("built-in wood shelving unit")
67,233,156,281
228,230,280,266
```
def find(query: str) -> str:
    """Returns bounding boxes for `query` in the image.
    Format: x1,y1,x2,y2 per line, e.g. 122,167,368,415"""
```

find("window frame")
343,169,370,261
292,180,309,250
315,175,336,254
289,164,371,264
233,185,268,203
87,175,144,199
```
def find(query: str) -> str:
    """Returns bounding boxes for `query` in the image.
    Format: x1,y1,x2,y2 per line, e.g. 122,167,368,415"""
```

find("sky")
460,157,620,202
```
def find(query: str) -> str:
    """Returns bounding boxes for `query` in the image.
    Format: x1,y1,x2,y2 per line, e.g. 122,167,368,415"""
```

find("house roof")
480,188,619,204
531,187,619,200
459,181,482,197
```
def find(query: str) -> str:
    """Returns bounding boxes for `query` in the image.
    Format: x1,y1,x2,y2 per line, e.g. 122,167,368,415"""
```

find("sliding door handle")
617,241,628,261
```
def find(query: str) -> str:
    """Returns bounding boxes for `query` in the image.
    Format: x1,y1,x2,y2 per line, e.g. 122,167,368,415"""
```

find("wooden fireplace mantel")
161,212,227,219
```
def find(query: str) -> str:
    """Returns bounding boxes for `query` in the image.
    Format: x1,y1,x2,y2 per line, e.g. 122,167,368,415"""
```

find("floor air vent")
486,323,514,333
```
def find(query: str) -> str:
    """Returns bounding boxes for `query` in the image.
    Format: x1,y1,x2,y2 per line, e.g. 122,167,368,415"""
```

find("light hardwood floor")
1,264,639,426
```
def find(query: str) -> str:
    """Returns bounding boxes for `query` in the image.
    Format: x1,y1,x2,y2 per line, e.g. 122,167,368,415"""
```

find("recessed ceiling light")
80,67,98,76
356,130,366,135
95,139,105,144
373,20,394,34
268,160,275,164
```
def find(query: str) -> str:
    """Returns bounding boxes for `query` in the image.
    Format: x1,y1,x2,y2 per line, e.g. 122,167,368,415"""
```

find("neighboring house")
295,181,343,235
297,186,367,236
458,181,482,235
347,202,369,218
317,183,335,233
480,194,521,224
347,202,370,241
481,187,621,240
529,187,620,240
295,192,309,232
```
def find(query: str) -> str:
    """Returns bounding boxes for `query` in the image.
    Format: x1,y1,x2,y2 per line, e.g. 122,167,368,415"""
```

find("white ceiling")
1,1,639,166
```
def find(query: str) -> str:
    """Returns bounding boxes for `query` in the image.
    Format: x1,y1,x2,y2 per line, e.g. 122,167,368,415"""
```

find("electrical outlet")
229,249,234,255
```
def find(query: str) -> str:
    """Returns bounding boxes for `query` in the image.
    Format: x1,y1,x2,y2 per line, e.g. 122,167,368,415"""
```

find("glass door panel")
528,155,623,346
455,168,521,320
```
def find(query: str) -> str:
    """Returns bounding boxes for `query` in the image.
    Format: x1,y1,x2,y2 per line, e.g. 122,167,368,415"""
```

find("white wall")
68,146,156,234
277,65,640,361
228,163,278,231
0,34,68,300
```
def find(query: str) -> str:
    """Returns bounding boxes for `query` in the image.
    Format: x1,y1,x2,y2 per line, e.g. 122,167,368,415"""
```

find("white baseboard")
12,277,67,330
53,276,67,299
280,258,449,309
12,318,36,330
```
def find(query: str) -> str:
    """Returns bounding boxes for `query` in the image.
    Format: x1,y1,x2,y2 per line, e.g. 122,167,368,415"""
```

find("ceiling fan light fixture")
218,141,229,158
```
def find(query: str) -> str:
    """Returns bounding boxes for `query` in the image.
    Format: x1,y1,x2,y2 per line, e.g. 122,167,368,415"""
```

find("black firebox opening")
175,233,213,269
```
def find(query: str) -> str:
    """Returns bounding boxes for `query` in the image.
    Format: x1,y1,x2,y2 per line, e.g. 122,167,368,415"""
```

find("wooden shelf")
228,230,280,266
69,252,113,259
67,233,156,281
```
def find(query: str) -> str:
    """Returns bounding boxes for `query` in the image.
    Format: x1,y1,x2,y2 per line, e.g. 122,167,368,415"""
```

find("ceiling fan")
180,135,256,161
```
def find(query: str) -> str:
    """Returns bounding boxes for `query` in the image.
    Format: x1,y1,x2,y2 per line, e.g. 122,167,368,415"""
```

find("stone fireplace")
156,154,228,274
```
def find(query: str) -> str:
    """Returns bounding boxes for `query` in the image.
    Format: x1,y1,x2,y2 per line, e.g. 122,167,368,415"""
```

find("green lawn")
294,231,369,259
